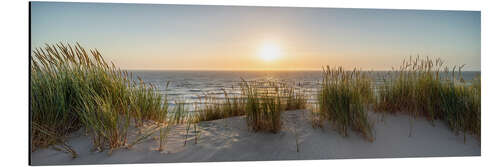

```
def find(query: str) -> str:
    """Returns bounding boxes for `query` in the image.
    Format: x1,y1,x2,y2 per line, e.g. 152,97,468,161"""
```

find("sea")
129,70,480,108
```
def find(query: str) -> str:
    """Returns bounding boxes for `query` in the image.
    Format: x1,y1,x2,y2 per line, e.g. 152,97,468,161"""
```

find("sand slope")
31,110,480,165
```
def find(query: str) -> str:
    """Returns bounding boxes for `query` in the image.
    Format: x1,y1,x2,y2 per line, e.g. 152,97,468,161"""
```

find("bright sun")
258,42,281,62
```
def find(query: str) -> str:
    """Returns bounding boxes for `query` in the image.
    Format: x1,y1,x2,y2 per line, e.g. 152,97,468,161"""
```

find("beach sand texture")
31,110,480,165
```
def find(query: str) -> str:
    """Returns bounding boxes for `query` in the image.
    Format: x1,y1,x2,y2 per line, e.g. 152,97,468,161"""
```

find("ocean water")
129,70,480,106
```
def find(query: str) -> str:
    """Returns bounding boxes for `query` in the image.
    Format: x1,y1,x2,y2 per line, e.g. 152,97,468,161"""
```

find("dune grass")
239,80,307,133
195,91,246,122
241,80,283,133
284,83,308,110
317,66,375,141
30,43,170,152
195,80,307,124
376,57,481,140
129,79,170,126
31,43,480,154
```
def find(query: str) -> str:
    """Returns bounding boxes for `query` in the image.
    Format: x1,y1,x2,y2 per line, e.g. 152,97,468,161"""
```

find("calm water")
130,70,480,105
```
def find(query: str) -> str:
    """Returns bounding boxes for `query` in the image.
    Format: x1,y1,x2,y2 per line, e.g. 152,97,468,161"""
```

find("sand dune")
31,110,480,165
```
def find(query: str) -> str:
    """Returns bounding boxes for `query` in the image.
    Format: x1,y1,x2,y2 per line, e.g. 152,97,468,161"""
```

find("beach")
25,3,485,166
31,110,480,165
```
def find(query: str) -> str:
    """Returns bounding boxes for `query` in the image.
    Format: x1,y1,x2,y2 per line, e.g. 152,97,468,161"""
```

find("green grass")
376,57,481,140
317,66,374,141
284,83,308,110
77,94,130,153
195,91,246,122
130,80,170,126
30,43,170,152
31,43,480,153
196,81,307,124
240,80,306,133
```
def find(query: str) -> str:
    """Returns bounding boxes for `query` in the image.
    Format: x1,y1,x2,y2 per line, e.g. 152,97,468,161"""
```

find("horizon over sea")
129,70,480,108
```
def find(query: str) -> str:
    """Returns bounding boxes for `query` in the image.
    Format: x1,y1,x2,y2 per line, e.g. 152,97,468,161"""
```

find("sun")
258,42,281,62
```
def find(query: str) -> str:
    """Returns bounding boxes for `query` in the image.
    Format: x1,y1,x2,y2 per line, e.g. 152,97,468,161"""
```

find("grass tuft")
31,43,480,152
240,80,306,133
31,43,170,152
376,56,481,140
195,90,246,122
317,66,374,141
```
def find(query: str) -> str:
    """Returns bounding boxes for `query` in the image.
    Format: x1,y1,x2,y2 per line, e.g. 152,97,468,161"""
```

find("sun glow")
258,42,281,62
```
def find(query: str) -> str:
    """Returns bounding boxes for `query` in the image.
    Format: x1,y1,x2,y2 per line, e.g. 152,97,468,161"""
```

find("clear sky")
30,2,480,71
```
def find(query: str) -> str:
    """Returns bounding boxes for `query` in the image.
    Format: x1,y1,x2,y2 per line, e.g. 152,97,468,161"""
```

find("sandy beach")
31,110,480,165
24,3,485,167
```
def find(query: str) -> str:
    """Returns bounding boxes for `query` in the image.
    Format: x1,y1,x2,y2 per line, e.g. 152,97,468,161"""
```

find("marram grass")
30,43,170,152
195,91,246,122
317,66,375,141
31,43,481,153
195,81,307,124
376,57,481,140
240,80,307,133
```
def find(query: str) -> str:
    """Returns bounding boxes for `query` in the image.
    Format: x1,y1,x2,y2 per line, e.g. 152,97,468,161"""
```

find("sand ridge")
31,110,480,165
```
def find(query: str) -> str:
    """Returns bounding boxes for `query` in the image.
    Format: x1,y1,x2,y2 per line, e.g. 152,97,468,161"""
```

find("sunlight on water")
129,70,480,108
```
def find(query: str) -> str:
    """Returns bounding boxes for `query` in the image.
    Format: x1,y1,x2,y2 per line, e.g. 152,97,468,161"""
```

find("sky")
31,2,480,71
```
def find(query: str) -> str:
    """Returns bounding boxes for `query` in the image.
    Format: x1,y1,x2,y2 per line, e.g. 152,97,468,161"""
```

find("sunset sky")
31,2,480,71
